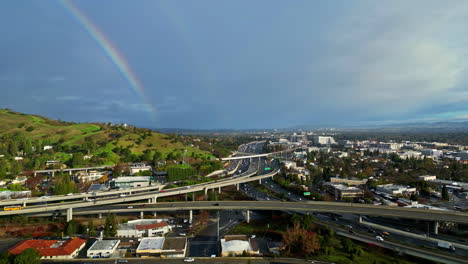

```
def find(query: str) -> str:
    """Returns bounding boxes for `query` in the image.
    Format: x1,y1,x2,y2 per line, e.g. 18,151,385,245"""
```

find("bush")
25,126,34,132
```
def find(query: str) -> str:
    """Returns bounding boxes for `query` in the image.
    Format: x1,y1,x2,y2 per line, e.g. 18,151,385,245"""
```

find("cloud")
56,95,81,101
48,76,66,82
306,1,468,119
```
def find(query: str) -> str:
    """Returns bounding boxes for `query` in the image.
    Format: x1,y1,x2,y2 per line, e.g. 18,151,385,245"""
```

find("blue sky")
1,0,467,129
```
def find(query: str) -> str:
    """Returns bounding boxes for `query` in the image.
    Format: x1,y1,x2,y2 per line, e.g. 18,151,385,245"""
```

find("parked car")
184,258,195,262
375,236,384,241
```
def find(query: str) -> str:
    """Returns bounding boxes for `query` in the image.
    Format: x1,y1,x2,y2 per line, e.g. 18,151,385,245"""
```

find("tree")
442,185,449,201
113,163,130,177
282,222,320,256
13,248,41,264
71,152,85,168
65,220,76,236
104,214,118,237
87,220,96,236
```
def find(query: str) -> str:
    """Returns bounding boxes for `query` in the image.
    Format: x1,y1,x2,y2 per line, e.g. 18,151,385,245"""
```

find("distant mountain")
291,120,468,132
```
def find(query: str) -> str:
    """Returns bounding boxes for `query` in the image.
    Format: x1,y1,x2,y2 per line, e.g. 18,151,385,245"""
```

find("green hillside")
0,109,216,178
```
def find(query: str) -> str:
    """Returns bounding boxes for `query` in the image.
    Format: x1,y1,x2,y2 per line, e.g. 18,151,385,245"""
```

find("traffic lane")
262,178,304,201
111,201,468,223
327,214,468,258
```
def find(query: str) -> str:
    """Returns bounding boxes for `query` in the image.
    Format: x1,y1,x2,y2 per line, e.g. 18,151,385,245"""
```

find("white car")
127,206,133,209
179,233,187,236
375,236,384,241
184,258,195,262
66,193,73,196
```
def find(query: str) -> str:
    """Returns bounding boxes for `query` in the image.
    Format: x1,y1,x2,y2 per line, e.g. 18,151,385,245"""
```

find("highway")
24,201,468,224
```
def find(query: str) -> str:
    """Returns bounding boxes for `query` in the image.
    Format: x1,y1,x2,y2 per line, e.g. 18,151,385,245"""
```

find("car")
349,230,354,234
210,255,216,258
66,193,73,196
345,225,353,229
184,258,195,262
160,190,166,192
382,231,390,236
116,260,128,263
120,194,127,197
214,203,220,206
375,236,384,241
127,206,133,209
179,233,186,236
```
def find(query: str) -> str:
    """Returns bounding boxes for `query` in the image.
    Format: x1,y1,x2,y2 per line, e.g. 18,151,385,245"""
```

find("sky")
1,0,468,129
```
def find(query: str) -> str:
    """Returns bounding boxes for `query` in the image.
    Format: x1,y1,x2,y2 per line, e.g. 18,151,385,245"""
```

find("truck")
437,241,455,251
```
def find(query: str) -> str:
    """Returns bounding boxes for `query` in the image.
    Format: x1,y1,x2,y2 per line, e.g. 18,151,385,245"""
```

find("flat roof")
163,237,186,250
136,237,164,251
88,240,120,251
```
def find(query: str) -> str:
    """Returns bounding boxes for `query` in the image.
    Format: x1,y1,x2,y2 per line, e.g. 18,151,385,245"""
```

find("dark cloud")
0,0,467,128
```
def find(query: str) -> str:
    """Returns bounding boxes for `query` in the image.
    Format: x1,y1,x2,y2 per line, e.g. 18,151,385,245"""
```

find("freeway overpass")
221,149,298,161
0,167,281,220
29,201,468,224
33,165,113,176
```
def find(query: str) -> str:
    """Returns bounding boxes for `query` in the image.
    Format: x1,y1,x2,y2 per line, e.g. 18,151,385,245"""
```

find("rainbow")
60,0,157,120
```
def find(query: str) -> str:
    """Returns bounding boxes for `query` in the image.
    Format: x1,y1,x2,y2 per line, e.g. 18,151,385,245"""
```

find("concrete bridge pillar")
34,172,37,177
23,201,26,207
148,198,152,203
434,221,439,235
218,187,221,194
51,171,55,177
98,213,102,219
204,188,208,197
153,212,157,217
259,179,262,184
69,170,72,175
140,211,144,219
153,196,158,204
66,208,73,222
189,210,193,223
236,184,239,191
358,216,362,223
246,210,250,224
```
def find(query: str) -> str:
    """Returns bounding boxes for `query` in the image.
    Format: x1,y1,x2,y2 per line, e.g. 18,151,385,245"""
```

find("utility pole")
217,210,220,240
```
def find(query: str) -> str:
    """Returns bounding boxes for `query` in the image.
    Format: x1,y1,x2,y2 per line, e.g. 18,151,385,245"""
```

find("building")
129,163,152,175
117,219,171,238
282,161,296,170
398,151,423,160
323,183,364,199
136,237,187,258
111,176,150,189
418,175,437,181
330,177,368,186
161,237,187,258
11,176,27,185
312,136,336,145
78,170,109,183
87,240,120,258
421,149,443,158
267,241,285,255
136,237,165,257
221,235,259,257
290,133,307,144
376,184,416,195
9,238,86,259
377,143,403,150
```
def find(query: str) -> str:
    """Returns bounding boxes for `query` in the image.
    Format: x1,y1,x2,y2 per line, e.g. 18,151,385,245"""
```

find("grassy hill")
0,109,215,170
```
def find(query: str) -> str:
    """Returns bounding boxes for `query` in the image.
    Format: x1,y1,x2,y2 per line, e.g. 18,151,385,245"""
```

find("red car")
160,190,166,192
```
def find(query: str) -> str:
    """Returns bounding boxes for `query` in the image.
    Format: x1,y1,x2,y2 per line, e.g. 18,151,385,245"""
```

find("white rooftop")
221,239,251,252
137,237,164,251
88,240,120,251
